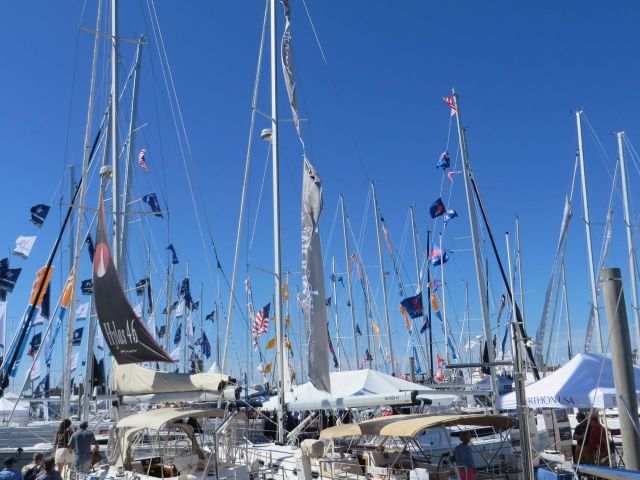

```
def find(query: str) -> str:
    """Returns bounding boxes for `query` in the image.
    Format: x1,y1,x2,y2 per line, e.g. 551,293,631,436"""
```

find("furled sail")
301,158,331,393
93,191,172,363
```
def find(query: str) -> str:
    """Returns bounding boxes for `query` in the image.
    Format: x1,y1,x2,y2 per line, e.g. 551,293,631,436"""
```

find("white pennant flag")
95,328,104,351
30,360,41,381
13,235,37,259
175,300,185,318
133,303,143,320
0,301,6,349
75,302,89,320
170,346,181,361
70,352,79,372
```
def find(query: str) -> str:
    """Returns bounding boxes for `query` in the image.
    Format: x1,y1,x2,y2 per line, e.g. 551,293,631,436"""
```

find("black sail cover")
93,192,173,363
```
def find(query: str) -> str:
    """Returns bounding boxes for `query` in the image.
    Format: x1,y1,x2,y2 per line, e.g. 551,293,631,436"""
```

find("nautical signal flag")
436,152,450,170
443,96,457,116
135,278,148,296
142,193,163,218
72,327,83,346
429,198,446,218
400,293,423,319
430,247,450,266
205,311,215,321
443,209,458,223
447,170,462,182
27,332,42,357
420,316,429,334
266,337,277,349
138,148,150,173
355,324,362,336
157,325,166,338
30,204,51,228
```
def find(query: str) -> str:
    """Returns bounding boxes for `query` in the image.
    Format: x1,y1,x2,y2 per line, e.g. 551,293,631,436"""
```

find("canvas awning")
113,363,229,396
497,353,640,410
320,413,512,440
261,369,458,410
116,407,235,430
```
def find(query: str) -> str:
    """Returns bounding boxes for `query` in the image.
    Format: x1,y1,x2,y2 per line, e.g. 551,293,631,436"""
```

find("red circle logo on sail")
94,243,109,278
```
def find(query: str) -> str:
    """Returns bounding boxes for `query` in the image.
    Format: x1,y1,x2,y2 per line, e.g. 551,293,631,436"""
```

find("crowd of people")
573,411,613,466
0,419,99,480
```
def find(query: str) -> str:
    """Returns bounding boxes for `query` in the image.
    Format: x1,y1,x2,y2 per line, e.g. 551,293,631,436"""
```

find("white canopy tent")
261,369,458,410
497,353,640,410
0,393,29,424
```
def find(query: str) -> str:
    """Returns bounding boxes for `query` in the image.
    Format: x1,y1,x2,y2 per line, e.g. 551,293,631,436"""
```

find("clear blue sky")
1,1,639,390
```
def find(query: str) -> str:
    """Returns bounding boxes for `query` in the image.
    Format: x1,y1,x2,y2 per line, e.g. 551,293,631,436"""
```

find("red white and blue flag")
443,96,457,117
252,303,270,346
138,149,150,173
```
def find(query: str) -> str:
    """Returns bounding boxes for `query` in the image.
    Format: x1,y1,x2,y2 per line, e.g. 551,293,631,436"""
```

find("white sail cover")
261,369,457,410
497,353,640,410
113,363,229,396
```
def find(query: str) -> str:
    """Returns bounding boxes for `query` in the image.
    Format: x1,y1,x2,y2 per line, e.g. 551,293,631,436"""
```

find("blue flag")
174,324,182,345
27,332,42,357
0,267,22,293
72,327,83,346
443,209,458,223
30,204,51,228
400,293,423,319
80,279,93,295
355,324,362,336
436,151,450,170
201,332,211,359
157,325,166,338
85,234,95,262
412,346,423,374
167,244,179,264
142,193,163,218
430,247,450,267
429,198,446,218
33,374,49,398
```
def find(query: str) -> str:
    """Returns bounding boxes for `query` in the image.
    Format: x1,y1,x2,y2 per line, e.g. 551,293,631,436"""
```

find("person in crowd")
54,419,73,472
21,453,43,480
0,458,23,480
38,458,61,480
454,432,476,480
588,411,610,465
67,420,99,477
573,412,592,463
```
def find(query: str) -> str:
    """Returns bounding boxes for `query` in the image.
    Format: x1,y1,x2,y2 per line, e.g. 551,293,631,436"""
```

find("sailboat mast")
561,261,573,359
576,110,603,352
81,295,95,420
410,206,429,373
269,0,286,444
506,232,534,480
371,181,396,376
62,0,103,419
340,195,360,368
120,38,144,288
452,90,499,404
617,131,640,362
331,257,341,370
110,0,121,273
426,230,434,380
515,216,526,328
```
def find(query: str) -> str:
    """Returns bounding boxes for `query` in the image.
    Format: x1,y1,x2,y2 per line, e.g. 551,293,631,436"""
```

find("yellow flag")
266,337,277,349
290,370,296,381
264,363,273,374
60,275,75,309
285,339,292,350
285,313,291,327
281,283,289,301
372,321,380,336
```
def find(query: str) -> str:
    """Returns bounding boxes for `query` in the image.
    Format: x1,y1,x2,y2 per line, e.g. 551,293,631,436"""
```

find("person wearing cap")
0,458,23,480
67,420,99,477
21,453,43,480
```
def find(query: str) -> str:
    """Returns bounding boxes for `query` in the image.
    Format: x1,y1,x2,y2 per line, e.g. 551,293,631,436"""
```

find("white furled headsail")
301,158,331,393
280,0,302,140
93,191,173,364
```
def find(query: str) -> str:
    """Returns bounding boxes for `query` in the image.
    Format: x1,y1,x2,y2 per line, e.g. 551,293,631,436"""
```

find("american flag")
443,96,457,116
138,148,150,173
252,303,270,346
